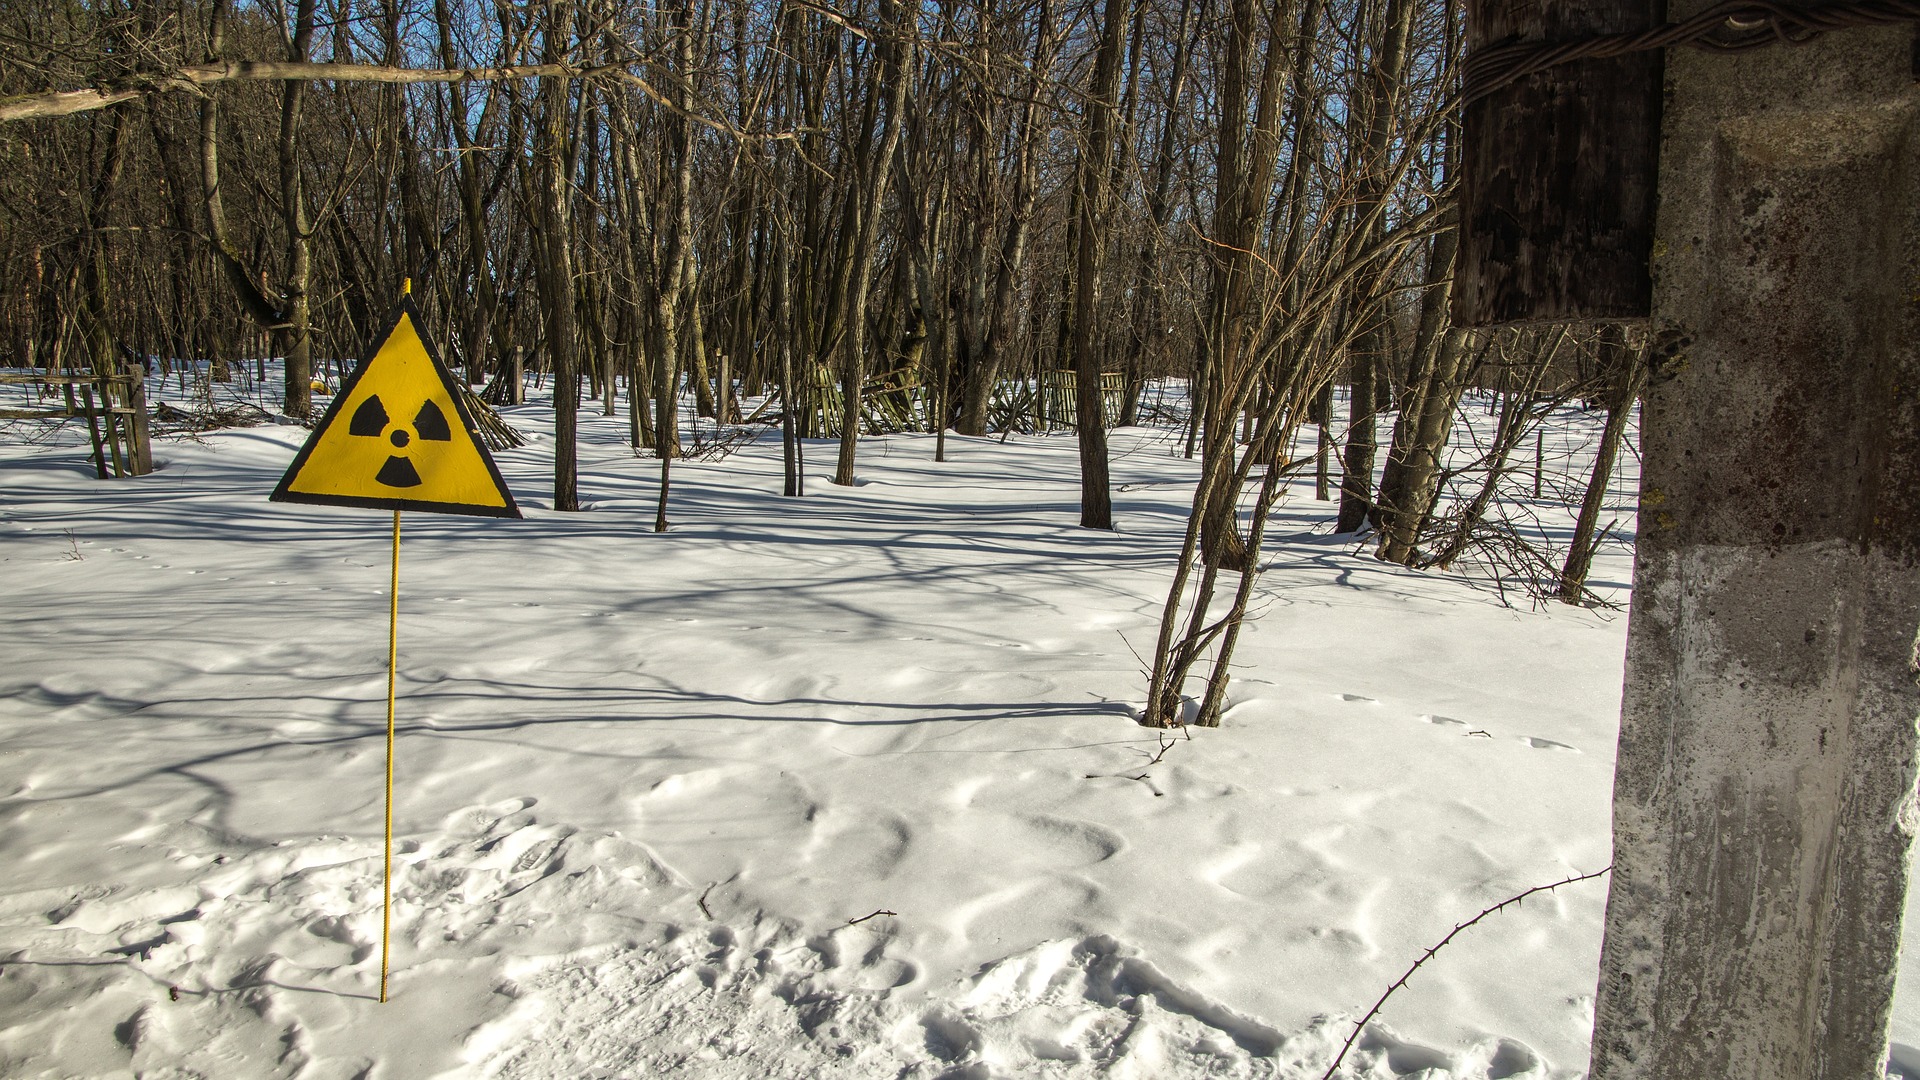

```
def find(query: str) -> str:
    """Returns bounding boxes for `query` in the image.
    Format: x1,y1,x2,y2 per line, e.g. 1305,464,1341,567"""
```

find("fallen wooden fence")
0,365,153,477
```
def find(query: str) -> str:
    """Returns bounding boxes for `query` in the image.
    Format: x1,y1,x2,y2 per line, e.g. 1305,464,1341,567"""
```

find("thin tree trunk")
1333,0,1414,534
276,0,318,420
1556,329,1643,602
1376,325,1469,559
954,0,1054,438
1069,0,1130,530
536,1,580,511
832,0,911,486
653,0,696,463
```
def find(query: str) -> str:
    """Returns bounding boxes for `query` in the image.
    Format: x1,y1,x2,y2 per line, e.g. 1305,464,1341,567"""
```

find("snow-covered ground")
0,370,1912,1078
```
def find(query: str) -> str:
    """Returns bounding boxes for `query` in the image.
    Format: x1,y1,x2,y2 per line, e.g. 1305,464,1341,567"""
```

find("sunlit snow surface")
1,373,1912,1078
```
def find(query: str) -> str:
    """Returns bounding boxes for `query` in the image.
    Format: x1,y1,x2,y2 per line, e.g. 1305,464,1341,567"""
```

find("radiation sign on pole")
271,286,520,1004
272,299,519,517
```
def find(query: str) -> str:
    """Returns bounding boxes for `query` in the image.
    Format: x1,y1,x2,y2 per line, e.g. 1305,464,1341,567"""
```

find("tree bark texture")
1069,0,1130,531
1375,220,1464,563
536,5,580,511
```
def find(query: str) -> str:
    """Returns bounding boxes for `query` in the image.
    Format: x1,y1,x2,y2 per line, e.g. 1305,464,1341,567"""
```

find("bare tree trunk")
1332,337,1381,532
436,0,502,389
197,0,291,344
1376,215,1460,562
1196,0,1310,570
1313,381,1332,500
1556,327,1642,602
1118,0,1197,429
686,258,718,419
1332,0,1413,535
953,0,1055,439
1068,0,1130,530
78,107,129,384
276,0,318,419
536,0,580,511
1375,324,1469,561
774,220,803,496
607,88,655,450
652,0,695,463
831,0,911,486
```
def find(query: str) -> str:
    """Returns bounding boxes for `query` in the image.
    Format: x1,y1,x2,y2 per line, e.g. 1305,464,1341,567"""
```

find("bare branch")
0,60,805,142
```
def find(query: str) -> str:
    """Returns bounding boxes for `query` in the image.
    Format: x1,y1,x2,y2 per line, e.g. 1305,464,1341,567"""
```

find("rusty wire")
1463,1,1920,104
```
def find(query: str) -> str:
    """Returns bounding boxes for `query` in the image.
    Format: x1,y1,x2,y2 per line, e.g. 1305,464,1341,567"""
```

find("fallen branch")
847,909,897,926
0,60,803,143
1319,865,1613,1080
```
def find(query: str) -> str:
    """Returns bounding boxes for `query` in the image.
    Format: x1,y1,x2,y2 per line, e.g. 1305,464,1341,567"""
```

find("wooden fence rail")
0,365,153,478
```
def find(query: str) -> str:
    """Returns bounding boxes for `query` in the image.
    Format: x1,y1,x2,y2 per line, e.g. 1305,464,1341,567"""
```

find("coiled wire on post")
1463,1,1920,105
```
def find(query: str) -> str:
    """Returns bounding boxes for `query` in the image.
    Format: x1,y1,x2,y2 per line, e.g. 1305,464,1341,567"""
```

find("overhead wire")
1462,1,1920,104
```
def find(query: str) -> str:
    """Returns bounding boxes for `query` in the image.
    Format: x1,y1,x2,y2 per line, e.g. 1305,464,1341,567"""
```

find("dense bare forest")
1,0,1642,717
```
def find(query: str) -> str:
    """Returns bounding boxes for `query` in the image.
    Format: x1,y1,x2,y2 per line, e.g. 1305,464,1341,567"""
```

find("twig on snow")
847,909,897,926
1319,866,1613,1080
1086,728,1184,796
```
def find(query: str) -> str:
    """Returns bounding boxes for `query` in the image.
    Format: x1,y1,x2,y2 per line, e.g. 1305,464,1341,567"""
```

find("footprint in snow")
1338,693,1376,703
1419,714,1469,728
1523,736,1578,752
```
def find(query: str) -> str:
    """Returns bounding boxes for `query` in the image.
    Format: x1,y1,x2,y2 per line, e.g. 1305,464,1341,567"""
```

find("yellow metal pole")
383,280,408,1003
380,509,400,1002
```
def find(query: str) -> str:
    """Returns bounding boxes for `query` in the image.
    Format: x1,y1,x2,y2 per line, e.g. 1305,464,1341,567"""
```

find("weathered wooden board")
1455,1,1663,326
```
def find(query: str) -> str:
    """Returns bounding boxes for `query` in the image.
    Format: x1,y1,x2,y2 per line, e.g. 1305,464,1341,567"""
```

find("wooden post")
122,362,151,476
1589,19,1920,1080
77,382,108,480
1455,1,1663,327
1531,426,1542,499
92,378,128,478
509,346,525,406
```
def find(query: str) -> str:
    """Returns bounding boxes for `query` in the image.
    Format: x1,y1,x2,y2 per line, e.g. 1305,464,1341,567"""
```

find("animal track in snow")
946,876,1101,948
799,807,911,883
1522,736,1578,752
999,815,1123,868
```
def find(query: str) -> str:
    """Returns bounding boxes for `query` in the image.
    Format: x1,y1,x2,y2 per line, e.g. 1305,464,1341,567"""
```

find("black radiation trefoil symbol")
349,394,453,488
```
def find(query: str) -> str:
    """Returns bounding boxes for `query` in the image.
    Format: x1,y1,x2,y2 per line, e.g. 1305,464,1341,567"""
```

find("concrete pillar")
1589,16,1920,1080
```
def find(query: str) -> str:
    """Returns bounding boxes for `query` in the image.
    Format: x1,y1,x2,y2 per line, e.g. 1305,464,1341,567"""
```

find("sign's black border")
269,298,523,519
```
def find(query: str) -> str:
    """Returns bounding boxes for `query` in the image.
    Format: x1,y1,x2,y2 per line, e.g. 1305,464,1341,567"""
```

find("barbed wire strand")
1464,1,1920,105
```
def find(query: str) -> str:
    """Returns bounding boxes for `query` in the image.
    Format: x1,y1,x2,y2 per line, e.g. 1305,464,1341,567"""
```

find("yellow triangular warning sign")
272,302,521,518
